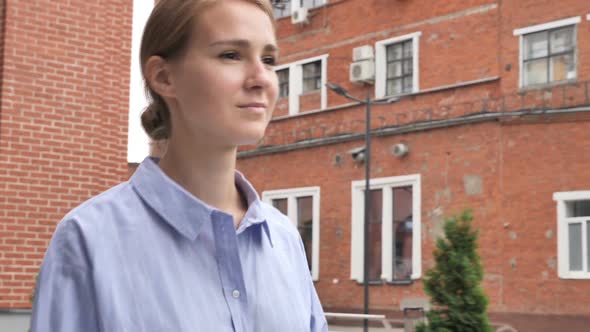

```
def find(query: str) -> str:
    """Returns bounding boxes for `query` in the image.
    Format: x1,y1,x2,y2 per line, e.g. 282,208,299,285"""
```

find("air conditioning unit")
352,45,374,61
350,59,375,84
291,7,309,24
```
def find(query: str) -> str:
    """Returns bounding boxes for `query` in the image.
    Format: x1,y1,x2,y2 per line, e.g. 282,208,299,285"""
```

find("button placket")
212,212,248,331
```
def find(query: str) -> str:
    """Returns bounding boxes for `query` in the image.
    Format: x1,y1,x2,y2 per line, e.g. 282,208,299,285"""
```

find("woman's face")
168,0,278,149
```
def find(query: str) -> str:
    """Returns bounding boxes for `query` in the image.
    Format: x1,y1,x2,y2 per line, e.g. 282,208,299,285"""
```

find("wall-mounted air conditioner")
350,59,375,84
291,7,309,24
352,45,374,62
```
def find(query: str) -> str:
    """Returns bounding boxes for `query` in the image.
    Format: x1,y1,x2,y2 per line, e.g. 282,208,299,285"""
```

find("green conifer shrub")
416,210,492,332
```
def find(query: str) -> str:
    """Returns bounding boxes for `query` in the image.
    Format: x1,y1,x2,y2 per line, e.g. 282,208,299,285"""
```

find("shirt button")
232,290,240,298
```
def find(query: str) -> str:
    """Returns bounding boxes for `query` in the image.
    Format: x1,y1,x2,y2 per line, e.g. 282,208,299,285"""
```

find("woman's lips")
237,103,267,114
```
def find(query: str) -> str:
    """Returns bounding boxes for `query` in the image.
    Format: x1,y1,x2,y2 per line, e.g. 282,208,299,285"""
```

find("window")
274,55,328,115
522,27,576,86
553,191,590,279
272,0,327,19
366,189,382,281
302,61,321,93
277,69,289,98
350,175,422,283
272,0,291,18
514,16,581,88
301,0,326,8
262,187,320,281
375,32,421,99
385,41,414,96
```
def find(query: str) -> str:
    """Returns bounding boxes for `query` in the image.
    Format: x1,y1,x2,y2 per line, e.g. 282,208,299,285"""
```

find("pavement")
329,326,404,332
1,312,408,332
0,311,30,332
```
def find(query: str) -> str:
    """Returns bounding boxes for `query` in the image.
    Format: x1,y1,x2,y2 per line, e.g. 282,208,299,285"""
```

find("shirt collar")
234,170,274,247
130,157,272,245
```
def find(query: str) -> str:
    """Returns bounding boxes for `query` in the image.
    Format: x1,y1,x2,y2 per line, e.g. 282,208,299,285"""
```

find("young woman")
30,0,328,331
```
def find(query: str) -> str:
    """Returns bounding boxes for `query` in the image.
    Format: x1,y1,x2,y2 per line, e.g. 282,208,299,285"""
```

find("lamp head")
325,82,349,96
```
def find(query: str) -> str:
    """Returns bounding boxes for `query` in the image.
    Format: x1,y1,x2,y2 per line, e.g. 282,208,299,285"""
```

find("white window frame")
274,54,328,115
291,0,328,12
273,0,291,19
127,0,154,163
375,32,421,99
350,175,421,282
553,190,590,279
513,16,581,89
262,186,321,281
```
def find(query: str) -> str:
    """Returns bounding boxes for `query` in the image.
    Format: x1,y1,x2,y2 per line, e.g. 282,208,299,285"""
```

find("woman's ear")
145,55,176,98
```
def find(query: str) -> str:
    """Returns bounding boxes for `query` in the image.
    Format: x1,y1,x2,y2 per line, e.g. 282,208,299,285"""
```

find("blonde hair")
140,0,275,140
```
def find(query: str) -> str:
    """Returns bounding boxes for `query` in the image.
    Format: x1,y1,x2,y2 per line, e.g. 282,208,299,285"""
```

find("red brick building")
239,0,590,330
0,0,134,327
1,0,590,331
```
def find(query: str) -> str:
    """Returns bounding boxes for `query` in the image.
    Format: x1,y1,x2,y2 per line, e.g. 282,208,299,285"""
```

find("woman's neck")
158,140,247,228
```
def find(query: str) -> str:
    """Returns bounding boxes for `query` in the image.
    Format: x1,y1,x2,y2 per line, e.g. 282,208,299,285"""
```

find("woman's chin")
228,133,264,147
230,126,268,146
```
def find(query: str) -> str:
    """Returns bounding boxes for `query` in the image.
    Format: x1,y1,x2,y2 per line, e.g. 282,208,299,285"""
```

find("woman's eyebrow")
208,39,278,52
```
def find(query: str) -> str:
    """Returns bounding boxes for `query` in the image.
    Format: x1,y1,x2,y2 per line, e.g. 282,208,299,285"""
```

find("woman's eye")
262,56,277,66
220,51,240,60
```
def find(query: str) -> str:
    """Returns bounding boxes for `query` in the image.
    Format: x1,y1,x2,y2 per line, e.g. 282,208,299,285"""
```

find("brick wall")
274,97,289,118
299,90,322,113
0,0,132,308
1,0,589,327
499,0,590,94
237,0,590,326
0,0,5,107
239,116,590,315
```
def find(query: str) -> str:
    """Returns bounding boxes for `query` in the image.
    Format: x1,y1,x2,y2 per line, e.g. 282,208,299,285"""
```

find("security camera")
392,143,409,157
348,146,366,162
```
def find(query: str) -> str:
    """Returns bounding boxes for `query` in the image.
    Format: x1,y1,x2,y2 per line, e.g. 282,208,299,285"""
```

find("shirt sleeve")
30,218,100,332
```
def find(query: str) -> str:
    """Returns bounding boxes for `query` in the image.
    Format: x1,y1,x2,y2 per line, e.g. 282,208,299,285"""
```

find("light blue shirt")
31,157,327,332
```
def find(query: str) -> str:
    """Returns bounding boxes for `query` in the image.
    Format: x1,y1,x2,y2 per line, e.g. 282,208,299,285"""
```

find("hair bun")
141,100,170,140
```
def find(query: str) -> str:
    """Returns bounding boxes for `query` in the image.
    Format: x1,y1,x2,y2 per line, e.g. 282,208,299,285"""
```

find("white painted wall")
127,0,154,163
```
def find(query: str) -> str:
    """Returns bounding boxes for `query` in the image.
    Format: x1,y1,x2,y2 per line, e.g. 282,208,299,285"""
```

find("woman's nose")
244,59,275,90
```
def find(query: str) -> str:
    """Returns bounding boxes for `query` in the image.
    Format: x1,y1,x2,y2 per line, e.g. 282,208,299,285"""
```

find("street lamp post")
326,83,398,332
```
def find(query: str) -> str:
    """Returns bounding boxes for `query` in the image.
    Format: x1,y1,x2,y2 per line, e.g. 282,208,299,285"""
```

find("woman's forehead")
191,0,276,46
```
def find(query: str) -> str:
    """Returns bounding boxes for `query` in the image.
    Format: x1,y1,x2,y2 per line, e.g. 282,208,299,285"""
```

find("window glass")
387,62,402,78
569,223,583,271
403,77,413,92
368,189,383,281
550,54,576,81
302,61,321,93
386,41,413,95
302,0,326,8
402,40,413,58
524,31,548,59
387,44,403,61
272,0,291,18
522,26,576,86
392,186,413,280
272,198,288,215
566,201,590,217
277,69,289,98
524,59,548,86
550,27,575,53
297,196,314,271
587,221,590,272
386,79,403,96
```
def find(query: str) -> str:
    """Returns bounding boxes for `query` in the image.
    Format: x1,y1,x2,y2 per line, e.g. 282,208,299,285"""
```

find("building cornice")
238,106,590,159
